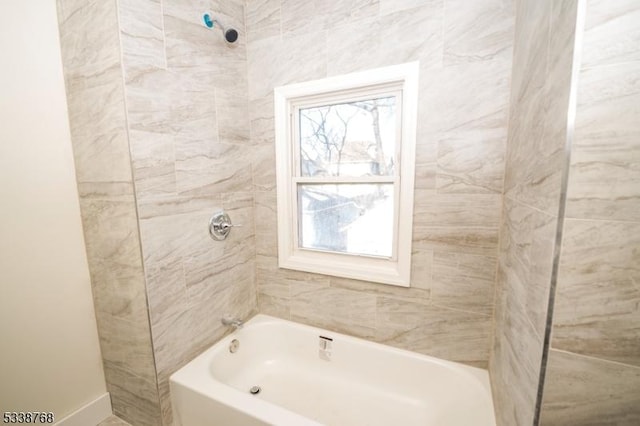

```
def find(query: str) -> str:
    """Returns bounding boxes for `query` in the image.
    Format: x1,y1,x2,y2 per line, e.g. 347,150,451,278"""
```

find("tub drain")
249,386,261,395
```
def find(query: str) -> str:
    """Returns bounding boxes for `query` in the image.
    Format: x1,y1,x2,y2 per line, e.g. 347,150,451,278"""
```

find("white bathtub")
170,314,496,426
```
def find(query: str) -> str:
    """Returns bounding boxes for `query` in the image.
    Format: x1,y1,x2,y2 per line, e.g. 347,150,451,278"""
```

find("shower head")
224,28,238,43
203,14,239,44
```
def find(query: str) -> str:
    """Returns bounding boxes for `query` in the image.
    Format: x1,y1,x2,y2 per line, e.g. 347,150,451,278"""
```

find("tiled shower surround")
56,0,638,425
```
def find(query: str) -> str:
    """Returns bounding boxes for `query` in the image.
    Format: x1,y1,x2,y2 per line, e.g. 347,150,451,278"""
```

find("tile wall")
246,0,514,368
489,0,579,424
117,0,256,424
58,0,256,424
56,1,162,424
539,0,640,423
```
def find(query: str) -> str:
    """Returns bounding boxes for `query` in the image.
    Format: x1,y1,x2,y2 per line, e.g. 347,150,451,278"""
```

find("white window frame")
274,62,418,287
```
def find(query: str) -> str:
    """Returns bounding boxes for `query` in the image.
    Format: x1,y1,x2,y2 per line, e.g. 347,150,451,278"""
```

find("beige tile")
379,0,439,15
248,31,326,100
280,0,378,36
582,0,640,69
489,282,544,426
410,247,433,290
553,219,640,366
118,0,166,81
413,225,499,256
128,130,176,199
290,281,377,339
64,67,132,183
78,184,147,322
138,196,223,268
252,145,277,192
104,361,162,426
330,276,430,301
245,0,280,42
163,0,247,76
326,5,444,76
216,87,251,145
436,128,507,194
96,312,156,383
540,350,640,426
499,197,556,334
431,252,496,314
567,62,640,222
443,0,514,65
413,192,502,227
57,0,121,77
376,297,491,367
254,191,277,255
508,0,550,106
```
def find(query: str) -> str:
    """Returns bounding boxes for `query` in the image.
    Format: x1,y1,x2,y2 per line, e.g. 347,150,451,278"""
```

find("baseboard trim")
54,393,111,426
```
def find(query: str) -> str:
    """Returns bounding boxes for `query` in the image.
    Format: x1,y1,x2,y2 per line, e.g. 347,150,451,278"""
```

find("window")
274,62,418,287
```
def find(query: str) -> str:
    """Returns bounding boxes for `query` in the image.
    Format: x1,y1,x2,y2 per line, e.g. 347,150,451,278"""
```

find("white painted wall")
0,0,107,420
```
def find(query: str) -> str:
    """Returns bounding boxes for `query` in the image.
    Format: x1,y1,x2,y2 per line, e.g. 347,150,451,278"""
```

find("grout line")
548,348,640,371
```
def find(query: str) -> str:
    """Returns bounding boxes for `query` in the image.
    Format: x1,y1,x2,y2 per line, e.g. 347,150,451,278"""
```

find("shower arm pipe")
202,13,239,43
203,14,224,31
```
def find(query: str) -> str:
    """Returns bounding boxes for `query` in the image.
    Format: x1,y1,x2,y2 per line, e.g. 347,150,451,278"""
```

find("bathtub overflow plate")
229,339,239,353
249,386,261,395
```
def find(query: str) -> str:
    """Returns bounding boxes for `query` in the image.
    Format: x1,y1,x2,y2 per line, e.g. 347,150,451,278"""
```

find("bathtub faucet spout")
221,315,244,330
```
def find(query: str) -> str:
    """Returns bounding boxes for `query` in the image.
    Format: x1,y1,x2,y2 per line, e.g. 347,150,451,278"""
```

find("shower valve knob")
209,211,242,240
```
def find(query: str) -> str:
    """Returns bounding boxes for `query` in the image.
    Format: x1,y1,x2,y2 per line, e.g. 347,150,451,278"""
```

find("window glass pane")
298,184,393,257
299,96,396,177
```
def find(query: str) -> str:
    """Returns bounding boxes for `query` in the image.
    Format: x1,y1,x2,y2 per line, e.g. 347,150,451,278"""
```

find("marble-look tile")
567,62,640,222
104,361,162,426
540,350,640,426
56,0,94,24
508,0,550,106
245,0,280,42
95,311,157,382
163,1,247,93
290,281,377,339
144,259,189,376
552,219,640,366
326,5,443,76
489,273,544,426
376,297,491,367
581,0,640,69
410,248,433,290
280,0,379,36
63,66,132,183
379,0,438,16
216,88,251,144
443,0,514,65
431,252,496,314
252,145,277,192
431,58,511,134
413,192,502,227
138,196,223,268
254,191,277,255
502,0,573,210
423,60,510,194
247,31,326,100
413,225,499,256
57,0,121,78
118,0,166,82
175,149,253,196
436,128,507,194
499,197,556,335
248,95,275,147
128,129,176,199
78,184,147,322
330,276,430,301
